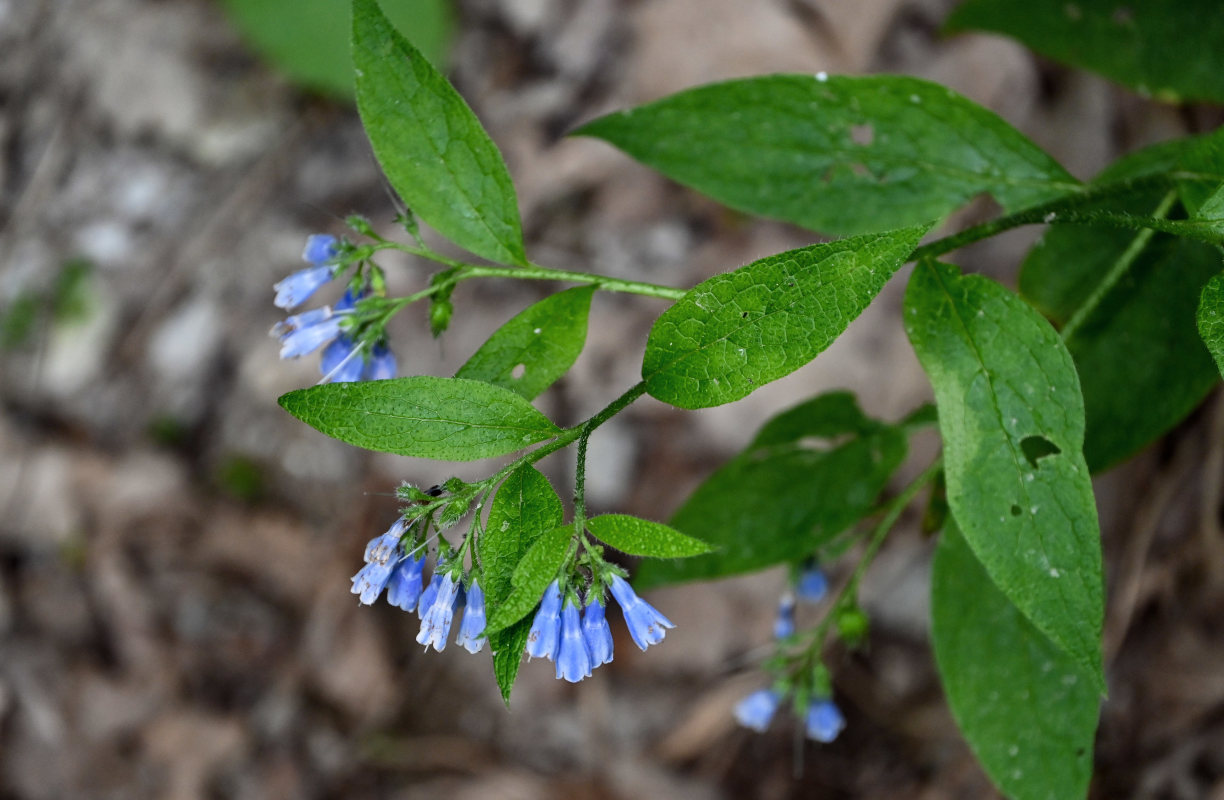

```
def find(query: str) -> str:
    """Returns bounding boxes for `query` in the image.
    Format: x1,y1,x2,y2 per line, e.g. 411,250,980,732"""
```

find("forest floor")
2,0,1224,797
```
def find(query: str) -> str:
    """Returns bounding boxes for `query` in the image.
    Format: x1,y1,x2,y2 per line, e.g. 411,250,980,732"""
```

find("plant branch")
912,172,1216,261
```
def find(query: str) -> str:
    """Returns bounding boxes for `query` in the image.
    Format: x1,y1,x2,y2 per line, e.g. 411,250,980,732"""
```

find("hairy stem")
1059,190,1178,341
375,241,686,300
911,172,1212,261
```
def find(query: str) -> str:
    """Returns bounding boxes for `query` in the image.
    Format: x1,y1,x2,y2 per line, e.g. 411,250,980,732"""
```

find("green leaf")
352,0,527,265
221,0,452,99
1020,146,1222,471
585,514,712,558
946,0,1224,104
482,466,564,602
455,286,595,399
481,466,563,703
750,390,877,446
1197,273,1224,379
635,395,906,589
905,260,1104,686
278,376,560,460
491,617,532,705
574,75,1078,236
932,521,1099,800
1178,129,1224,214
485,524,573,634
641,224,930,409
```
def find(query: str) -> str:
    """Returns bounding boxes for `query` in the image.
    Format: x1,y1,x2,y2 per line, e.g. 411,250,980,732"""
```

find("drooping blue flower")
797,566,828,603
734,689,782,733
385,555,426,612
271,235,341,310
555,597,592,682
334,287,361,312
525,581,563,660
455,579,487,653
366,343,397,380
417,573,444,621
351,562,394,606
608,575,674,651
773,593,796,639
302,233,340,265
320,335,365,383
805,698,846,743
273,265,333,310
416,573,460,652
581,597,614,667
350,520,406,606
275,307,344,359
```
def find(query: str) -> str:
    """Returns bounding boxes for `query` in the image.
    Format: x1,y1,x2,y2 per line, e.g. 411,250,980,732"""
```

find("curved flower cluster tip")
271,234,397,383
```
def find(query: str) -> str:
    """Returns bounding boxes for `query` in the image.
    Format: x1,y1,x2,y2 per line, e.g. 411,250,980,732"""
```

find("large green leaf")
641,224,930,409
749,390,877,445
1198,273,1224,379
574,75,1079,236
585,515,712,559
481,466,563,703
905,260,1104,686
946,0,1224,104
635,394,906,589
220,0,452,98
1020,144,1222,471
932,521,1099,800
353,0,527,265
485,524,574,634
456,286,595,399
278,376,559,460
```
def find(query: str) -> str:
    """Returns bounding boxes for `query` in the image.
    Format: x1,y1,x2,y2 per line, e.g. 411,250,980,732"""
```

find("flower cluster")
349,520,488,654
732,690,845,743
350,512,676,681
271,233,397,383
525,574,672,682
732,563,846,743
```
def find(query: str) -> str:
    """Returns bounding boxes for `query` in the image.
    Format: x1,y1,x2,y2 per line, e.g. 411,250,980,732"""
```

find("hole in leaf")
510,364,526,380
850,123,874,146
1010,504,1022,517
849,162,870,177
741,312,748,318
1020,435,1061,469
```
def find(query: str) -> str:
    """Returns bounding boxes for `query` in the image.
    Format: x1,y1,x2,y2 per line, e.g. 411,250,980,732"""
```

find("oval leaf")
482,466,563,703
574,75,1078,236
1020,145,1222,471
641,224,929,409
1199,272,1224,378
933,521,1099,800
221,0,451,99
636,402,907,589
947,0,1224,104
278,376,559,460
586,514,712,558
456,286,595,399
904,260,1104,686
485,524,573,634
353,0,526,265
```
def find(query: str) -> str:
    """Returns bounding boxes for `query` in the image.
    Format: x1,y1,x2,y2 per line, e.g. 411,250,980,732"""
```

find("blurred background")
3,0,1224,797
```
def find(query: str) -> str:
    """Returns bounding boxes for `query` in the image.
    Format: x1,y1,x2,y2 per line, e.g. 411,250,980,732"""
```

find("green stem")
911,172,1208,262
374,242,686,301
574,430,591,530
836,456,943,611
1059,190,1178,341
474,382,649,495
791,456,944,675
